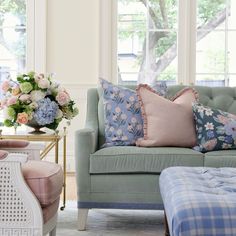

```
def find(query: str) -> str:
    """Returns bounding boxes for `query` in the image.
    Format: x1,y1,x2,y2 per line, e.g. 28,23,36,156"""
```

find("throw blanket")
160,167,236,236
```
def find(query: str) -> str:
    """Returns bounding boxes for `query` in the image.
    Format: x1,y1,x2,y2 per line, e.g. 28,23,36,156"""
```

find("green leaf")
46,122,59,130
4,120,14,127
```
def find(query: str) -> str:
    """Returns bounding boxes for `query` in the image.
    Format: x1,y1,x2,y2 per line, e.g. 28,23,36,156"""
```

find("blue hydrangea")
34,97,58,125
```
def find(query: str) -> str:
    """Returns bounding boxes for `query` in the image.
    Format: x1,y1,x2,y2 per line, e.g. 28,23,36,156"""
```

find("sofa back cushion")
95,85,236,147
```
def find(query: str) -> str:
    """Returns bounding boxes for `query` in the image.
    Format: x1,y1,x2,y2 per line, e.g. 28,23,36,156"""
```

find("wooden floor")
64,173,77,201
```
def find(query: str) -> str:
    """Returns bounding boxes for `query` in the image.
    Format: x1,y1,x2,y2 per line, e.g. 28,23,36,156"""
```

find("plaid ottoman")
160,167,236,236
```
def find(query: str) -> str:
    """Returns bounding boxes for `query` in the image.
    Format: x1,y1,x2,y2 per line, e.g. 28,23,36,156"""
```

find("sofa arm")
75,128,98,194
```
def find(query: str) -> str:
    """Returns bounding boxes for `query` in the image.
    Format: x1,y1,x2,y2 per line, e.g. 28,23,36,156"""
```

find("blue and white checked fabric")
160,167,236,236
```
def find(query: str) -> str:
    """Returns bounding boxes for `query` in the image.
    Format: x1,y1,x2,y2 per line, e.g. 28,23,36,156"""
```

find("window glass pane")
118,73,139,83
148,31,177,81
196,74,225,86
228,31,236,73
0,0,26,25
118,31,145,77
148,0,178,30
0,0,26,83
197,0,226,30
118,0,146,32
196,31,225,74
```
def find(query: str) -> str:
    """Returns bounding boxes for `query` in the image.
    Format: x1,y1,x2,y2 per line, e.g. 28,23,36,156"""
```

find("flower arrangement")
0,71,78,130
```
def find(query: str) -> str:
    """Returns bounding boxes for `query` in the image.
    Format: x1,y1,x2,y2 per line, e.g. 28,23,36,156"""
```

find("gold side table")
0,126,67,211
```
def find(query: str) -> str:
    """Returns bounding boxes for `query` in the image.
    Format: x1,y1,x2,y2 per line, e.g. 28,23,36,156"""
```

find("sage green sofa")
75,85,236,230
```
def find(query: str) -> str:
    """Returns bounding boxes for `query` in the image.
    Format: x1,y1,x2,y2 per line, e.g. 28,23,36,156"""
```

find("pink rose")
11,86,21,96
19,94,31,102
1,80,10,93
7,96,18,106
16,112,29,124
38,78,50,89
56,91,70,106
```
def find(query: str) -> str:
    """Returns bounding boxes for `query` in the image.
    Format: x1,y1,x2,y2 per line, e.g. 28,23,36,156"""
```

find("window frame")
26,0,47,74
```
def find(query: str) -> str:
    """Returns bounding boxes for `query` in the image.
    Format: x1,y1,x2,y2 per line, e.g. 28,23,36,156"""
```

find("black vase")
26,119,46,134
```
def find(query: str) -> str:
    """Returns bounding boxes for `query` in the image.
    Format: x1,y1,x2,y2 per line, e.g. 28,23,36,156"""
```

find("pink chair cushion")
136,85,198,147
0,150,9,160
0,140,29,148
22,160,63,207
42,197,60,223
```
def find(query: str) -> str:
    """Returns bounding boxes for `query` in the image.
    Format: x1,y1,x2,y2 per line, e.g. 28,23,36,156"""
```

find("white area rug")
57,201,165,236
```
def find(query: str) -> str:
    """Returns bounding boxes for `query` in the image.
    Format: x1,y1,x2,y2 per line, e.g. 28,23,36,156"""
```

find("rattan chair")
0,143,63,236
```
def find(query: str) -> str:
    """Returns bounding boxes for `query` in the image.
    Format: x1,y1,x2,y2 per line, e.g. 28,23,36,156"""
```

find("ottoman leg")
164,211,170,236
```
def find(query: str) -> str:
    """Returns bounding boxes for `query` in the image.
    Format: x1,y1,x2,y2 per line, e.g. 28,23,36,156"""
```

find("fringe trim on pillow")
136,84,163,141
170,87,199,102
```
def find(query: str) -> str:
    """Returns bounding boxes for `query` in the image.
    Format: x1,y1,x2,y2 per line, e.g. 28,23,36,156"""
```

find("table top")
0,126,66,141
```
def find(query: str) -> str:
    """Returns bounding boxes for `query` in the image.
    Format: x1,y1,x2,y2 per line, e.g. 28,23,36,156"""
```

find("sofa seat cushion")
205,150,236,167
90,146,204,174
22,160,63,207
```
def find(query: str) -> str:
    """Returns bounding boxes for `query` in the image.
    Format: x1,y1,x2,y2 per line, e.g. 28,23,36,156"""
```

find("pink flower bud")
7,96,18,106
1,80,10,93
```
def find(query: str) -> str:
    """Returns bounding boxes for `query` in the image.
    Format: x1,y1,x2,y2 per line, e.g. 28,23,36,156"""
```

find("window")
117,0,178,85
0,0,46,84
113,0,236,86
0,0,45,123
196,0,236,86
0,0,26,81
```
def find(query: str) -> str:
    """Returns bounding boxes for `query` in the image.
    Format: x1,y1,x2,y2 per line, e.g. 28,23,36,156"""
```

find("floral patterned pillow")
193,103,236,152
100,79,167,147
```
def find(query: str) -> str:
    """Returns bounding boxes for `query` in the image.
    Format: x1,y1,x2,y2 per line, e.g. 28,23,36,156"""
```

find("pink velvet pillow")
136,85,198,147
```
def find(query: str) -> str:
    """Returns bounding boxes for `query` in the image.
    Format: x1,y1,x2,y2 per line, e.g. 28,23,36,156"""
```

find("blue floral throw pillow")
100,79,167,147
193,103,236,152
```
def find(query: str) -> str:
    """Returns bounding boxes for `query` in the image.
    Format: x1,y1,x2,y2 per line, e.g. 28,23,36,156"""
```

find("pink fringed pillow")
136,85,198,147
0,140,29,148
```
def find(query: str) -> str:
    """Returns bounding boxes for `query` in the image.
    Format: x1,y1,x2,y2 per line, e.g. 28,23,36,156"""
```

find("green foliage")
154,32,176,58
0,0,26,24
46,121,59,130
4,119,14,127
204,48,225,74
198,0,225,25
149,0,178,29
158,66,176,81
